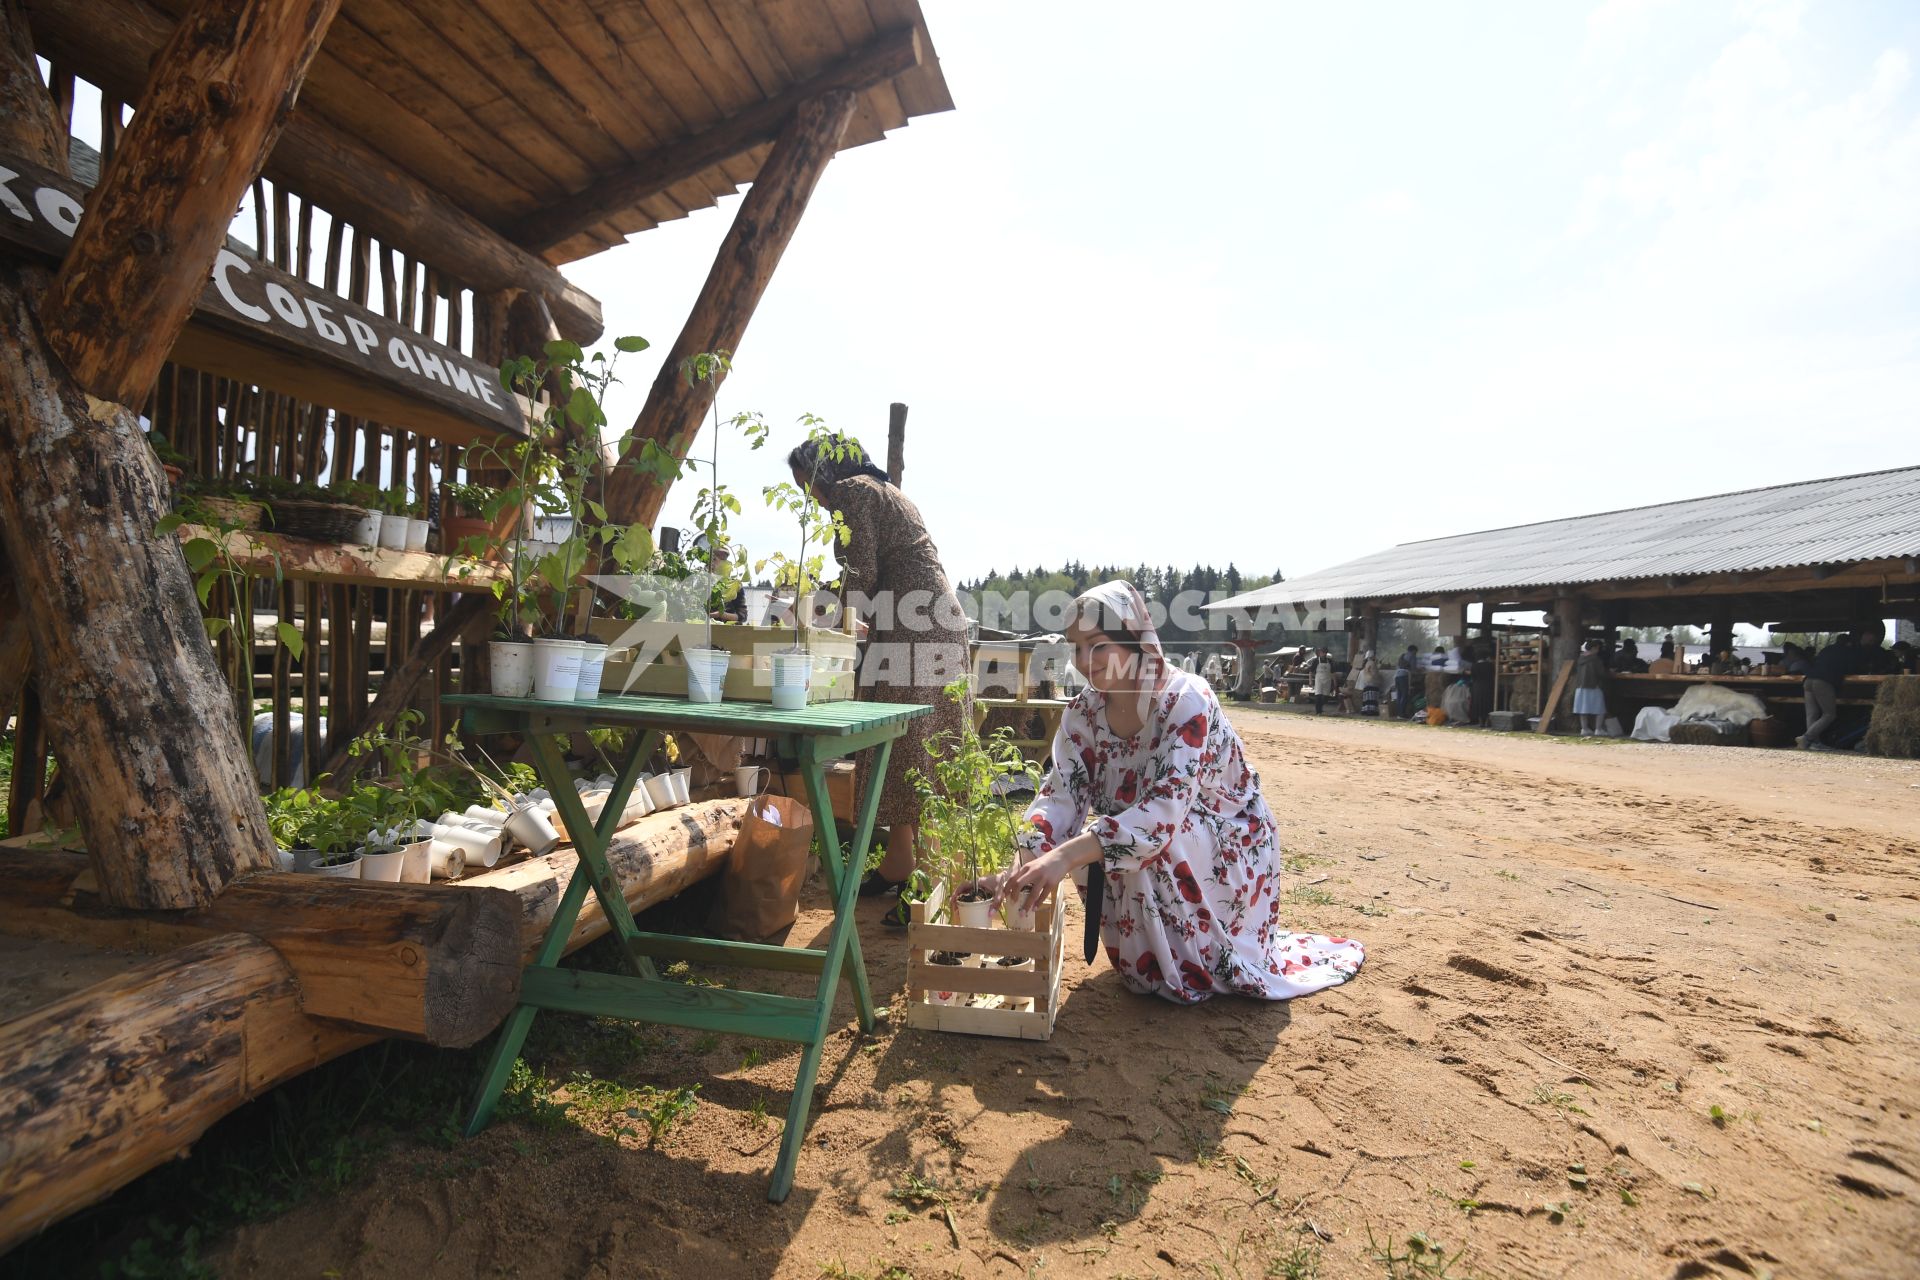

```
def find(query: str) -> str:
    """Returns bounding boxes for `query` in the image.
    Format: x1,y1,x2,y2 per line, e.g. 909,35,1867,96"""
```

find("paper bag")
684,732,748,789
708,793,815,940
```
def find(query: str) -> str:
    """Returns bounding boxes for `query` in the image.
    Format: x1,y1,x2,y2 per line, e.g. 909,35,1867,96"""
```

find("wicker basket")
196,496,264,531
265,497,364,543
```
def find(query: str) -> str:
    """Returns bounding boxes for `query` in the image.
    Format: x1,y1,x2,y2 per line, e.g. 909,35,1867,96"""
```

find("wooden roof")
215,0,953,264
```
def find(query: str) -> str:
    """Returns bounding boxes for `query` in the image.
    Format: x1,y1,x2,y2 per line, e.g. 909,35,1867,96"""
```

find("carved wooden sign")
0,152,523,443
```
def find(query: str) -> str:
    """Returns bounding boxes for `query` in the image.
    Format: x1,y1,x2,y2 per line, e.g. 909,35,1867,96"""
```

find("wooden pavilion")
1210,468,1920,730
0,0,949,1249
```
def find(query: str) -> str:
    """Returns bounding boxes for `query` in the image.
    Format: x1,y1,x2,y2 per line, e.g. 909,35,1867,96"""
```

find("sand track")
214,712,1920,1279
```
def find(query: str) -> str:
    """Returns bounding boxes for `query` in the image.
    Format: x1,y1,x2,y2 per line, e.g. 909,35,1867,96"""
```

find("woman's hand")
996,834,1100,912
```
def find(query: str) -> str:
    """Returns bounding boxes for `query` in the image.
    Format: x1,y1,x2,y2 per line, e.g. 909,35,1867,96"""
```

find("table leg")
531,729,660,981
768,735,892,1202
465,729,658,1137
464,857,593,1135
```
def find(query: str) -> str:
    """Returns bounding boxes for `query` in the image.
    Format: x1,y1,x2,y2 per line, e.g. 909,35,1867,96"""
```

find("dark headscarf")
787,433,889,488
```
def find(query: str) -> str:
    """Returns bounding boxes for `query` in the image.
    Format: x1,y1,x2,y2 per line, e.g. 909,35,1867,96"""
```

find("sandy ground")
214,711,1920,1279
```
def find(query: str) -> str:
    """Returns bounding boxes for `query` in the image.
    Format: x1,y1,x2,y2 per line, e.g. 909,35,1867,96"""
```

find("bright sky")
571,0,1919,587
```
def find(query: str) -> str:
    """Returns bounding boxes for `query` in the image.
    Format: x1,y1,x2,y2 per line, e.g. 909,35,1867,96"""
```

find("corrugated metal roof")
1211,466,1920,610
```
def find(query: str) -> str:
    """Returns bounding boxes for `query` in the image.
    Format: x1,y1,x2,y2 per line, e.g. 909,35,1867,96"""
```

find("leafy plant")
376,487,411,517
754,414,857,650
156,498,301,744
908,679,1035,914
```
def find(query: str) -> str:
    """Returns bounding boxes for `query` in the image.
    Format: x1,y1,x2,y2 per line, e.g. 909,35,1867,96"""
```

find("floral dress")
1017,670,1366,1004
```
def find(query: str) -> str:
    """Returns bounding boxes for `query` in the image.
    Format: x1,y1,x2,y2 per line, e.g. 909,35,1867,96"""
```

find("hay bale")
1864,705,1920,759
1872,675,1920,712
1669,721,1750,747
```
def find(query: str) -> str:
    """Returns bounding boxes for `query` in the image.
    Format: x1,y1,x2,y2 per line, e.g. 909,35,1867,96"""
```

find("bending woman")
788,434,971,915
995,582,1365,1004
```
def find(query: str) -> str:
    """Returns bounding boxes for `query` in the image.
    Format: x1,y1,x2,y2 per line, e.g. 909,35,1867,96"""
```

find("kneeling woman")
996,583,1365,1004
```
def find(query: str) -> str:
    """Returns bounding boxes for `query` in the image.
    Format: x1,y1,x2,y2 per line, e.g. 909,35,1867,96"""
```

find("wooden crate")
903,881,1067,1040
588,619,858,703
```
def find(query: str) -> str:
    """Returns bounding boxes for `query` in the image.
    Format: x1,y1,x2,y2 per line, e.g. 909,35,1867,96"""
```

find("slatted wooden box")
588,619,858,703
903,880,1066,1040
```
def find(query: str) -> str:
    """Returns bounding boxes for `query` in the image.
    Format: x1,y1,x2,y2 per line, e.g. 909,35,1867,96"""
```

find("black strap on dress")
1082,862,1103,963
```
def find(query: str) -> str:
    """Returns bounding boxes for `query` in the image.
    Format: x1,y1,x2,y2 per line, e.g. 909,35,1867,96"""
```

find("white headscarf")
1071,581,1170,720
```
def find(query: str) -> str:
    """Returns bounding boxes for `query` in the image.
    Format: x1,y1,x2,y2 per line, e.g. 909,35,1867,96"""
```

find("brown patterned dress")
829,474,972,828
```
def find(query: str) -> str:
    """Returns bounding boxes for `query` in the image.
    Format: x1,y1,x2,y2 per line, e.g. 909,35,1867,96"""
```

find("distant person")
1799,633,1858,750
1444,641,1465,673
1615,638,1647,673
1572,639,1609,737
1347,652,1380,715
1311,646,1336,714
1648,640,1677,676
1781,642,1813,676
1469,642,1494,724
1856,621,1901,675
1428,645,1448,671
1394,644,1417,717
1892,640,1917,675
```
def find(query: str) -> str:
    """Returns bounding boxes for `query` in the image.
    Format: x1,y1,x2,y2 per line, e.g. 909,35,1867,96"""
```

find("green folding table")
446,691,928,1201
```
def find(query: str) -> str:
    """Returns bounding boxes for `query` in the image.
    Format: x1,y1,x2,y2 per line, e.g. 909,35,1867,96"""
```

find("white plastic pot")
771,649,811,711
504,802,560,856
489,641,535,698
350,510,382,547
377,511,409,551
310,853,362,879
361,847,407,882
574,642,609,700
670,767,692,806
744,589,773,627
955,894,995,930
684,645,729,703
427,839,467,879
273,848,295,873
461,805,508,828
927,960,964,1007
430,819,502,869
404,516,431,553
532,638,582,702
630,775,656,816
400,837,433,884
642,772,677,811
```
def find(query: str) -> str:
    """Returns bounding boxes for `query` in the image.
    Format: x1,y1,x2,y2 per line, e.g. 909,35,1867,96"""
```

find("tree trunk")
600,91,857,533
40,0,343,405
0,1,331,906
0,799,745,1251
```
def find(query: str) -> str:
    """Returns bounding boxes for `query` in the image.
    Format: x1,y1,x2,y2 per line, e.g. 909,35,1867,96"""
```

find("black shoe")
858,869,907,898
880,895,912,929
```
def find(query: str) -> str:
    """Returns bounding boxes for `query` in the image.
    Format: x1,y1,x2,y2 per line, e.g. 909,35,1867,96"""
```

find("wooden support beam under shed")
25,0,604,342
602,90,859,533
0,0,279,909
509,27,923,253
40,0,343,406
887,402,908,486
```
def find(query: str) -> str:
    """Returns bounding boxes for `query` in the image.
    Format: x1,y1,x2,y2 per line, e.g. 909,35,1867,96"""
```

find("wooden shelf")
179,526,510,592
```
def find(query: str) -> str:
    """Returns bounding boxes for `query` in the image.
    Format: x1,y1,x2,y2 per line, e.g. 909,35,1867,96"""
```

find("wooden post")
601,91,859,532
39,0,343,405
886,401,907,486
0,1,313,907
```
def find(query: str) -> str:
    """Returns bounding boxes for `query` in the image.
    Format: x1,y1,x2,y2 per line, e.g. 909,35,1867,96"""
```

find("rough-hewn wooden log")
0,9,277,909
0,563,33,713
601,91,857,533
0,800,743,1252
0,932,343,1251
310,590,496,784
465,798,744,954
0,851,522,1045
510,28,921,253
39,0,343,405
25,0,604,342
